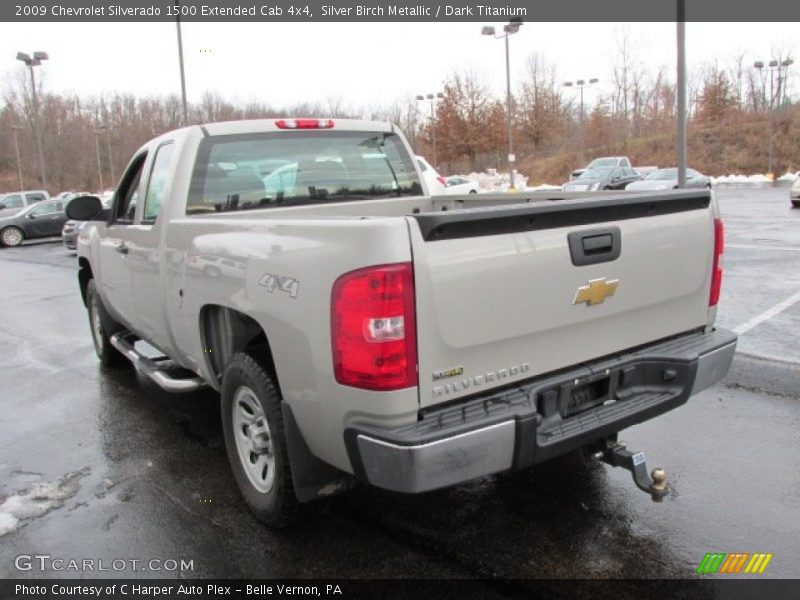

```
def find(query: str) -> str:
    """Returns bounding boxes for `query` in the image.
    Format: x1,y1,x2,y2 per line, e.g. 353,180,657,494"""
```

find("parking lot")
0,186,798,585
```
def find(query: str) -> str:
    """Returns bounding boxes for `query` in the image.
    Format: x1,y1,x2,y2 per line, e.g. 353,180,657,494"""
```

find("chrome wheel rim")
2,228,22,246
232,386,275,493
89,294,104,356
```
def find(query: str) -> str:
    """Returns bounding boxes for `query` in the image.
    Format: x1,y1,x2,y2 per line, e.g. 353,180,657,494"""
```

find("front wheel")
86,279,125,366
1,227,24,247
221,352,300,527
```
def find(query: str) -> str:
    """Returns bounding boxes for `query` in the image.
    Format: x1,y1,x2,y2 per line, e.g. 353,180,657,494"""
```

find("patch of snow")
0,468,89,537
776,171,799,182
458,169,530,192
711,172,798,185
0,513,18,537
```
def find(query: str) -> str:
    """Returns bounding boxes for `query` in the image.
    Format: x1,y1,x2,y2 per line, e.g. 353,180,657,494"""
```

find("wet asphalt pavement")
0,186,798,584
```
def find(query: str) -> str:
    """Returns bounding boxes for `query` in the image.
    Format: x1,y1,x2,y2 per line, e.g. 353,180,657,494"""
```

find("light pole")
780,58,794,107
16,51,48,190
93,129,105,191
754,59,789,176
415,92,443,167
482,18,523,191
12,125,25,192
677,3,687,188
563,78,598,160
97,124,115,186
175,1,189,126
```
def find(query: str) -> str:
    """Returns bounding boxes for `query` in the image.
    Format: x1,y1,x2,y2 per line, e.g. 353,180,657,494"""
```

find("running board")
109,332,207,393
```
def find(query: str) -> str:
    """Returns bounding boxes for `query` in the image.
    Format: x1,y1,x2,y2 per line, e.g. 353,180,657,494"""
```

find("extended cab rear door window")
187,130,422,214
142,142,175,224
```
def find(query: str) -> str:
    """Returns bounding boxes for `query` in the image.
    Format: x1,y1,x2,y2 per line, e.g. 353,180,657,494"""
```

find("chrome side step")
109,332,206,393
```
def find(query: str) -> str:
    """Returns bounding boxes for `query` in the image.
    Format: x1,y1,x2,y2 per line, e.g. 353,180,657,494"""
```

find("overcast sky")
0,22,796,110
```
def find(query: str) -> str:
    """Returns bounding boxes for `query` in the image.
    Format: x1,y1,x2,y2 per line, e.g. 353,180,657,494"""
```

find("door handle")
115,243,128,255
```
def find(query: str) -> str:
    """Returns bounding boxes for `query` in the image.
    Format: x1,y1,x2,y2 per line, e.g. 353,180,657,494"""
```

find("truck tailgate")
408,190,715,408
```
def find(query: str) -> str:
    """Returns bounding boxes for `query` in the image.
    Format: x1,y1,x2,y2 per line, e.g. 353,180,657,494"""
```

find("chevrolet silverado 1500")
67,118,737,526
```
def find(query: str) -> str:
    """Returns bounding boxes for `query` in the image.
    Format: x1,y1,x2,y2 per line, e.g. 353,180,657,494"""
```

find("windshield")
187,131,422,214
645,169,678,181
587,158,617,168
577,167,614,180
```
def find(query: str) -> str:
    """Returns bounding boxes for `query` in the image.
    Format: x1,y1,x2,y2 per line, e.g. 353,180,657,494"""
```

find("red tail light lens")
331,263,417,391
436,175,447,186
709,218,724,306
275,119,335,129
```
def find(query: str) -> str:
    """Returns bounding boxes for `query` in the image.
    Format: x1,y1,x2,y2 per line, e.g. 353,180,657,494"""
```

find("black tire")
86,279,125,366
792,200,800,208
221,352,300,527
1,226,24,248
469,189,478,194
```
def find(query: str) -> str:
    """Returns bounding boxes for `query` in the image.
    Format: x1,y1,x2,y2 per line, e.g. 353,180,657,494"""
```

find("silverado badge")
573,278,619,306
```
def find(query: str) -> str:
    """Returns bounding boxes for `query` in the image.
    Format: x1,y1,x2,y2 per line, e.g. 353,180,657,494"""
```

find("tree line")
0,46,796,193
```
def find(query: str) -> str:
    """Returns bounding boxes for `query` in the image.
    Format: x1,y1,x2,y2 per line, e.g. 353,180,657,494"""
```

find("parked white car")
444,175,479,195
416,156,447,195
791,176,800,208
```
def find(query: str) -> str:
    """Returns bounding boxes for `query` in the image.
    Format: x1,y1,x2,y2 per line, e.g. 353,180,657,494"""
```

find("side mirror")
27,213,37,219
65,196,108,221
66,195,107,221
0,203,6,210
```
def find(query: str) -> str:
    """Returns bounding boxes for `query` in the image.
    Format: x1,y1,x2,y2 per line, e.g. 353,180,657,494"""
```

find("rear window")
187,131,422,214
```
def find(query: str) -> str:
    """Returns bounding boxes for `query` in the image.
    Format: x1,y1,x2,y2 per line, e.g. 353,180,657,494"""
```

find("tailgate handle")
568,227,621,266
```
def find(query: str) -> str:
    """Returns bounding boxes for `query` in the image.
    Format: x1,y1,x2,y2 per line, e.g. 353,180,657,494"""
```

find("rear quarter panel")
164,215,419,472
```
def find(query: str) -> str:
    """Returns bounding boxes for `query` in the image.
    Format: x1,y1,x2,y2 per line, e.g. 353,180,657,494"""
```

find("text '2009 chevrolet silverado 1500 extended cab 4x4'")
66,118,737,526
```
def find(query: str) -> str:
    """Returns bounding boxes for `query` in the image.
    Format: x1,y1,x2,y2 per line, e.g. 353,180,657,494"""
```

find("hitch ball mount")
591,440,669,502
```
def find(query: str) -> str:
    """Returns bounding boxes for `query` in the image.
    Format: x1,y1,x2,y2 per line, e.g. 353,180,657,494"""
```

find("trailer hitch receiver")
592,441,669,502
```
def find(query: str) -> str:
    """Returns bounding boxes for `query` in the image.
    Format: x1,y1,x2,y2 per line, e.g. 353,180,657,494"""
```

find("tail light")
436,175,447,186
275,119,335,129
331,263,417,391
709,218,724,306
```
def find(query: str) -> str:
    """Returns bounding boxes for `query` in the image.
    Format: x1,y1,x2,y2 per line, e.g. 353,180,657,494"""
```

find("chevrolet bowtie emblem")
573,278,619,306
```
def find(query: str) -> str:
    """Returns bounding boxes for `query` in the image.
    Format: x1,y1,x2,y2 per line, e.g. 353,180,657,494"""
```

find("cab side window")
114,153,148,224
142,142,175,223
26,192,47,203
2,194,24,208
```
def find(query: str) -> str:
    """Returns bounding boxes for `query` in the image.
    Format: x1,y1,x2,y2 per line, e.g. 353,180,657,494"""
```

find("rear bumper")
346,328,737,493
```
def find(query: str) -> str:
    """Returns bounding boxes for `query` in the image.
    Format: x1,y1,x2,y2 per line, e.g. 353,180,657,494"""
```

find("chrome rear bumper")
348,328,737,494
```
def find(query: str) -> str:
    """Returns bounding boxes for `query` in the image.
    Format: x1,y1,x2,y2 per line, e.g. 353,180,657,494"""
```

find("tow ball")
591,441,669,502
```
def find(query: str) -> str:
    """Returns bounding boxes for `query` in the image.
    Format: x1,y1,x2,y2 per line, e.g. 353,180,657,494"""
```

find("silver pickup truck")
67,118,736,527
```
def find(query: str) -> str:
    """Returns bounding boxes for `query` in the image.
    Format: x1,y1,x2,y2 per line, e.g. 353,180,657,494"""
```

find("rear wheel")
86,279,125,366
221,352,300,527
792,200,800,208
1,227,24,248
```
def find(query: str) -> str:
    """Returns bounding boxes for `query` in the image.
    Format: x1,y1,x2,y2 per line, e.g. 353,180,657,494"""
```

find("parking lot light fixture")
563,78,598,161
753,58,788,175
16,50,48,190
481,18,523,191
